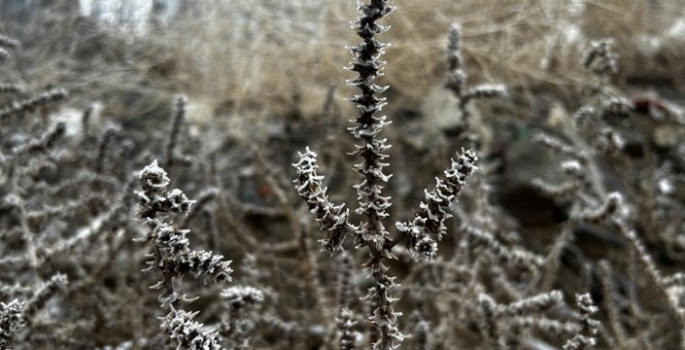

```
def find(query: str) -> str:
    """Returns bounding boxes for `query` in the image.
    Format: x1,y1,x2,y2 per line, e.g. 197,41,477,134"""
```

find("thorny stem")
293,3,478,349
345,0,401,348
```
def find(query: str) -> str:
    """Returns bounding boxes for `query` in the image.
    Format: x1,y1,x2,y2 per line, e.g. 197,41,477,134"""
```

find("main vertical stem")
345,1,402,348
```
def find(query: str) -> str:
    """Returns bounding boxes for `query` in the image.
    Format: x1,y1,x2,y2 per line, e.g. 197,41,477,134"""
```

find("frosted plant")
337,307,358,350
0,89,69,122
23,273,68,322
0,35,19,49
563,294,599,350
162,309,223,350
395,150,478,260
574,39,633,155
293,1,478,348
444,23,506,145
293,147,356,253
221,286,265,312
136,161,233,301
531,38,685,348
135,160,232,349
0,300,25,350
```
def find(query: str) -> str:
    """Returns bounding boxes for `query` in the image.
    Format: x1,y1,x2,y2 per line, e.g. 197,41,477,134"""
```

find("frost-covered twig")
0,89,68,122
23,274,68,322
135,160,232,349
394,150,478,260
0,300,25,350
445,23,506,141
293,148,356,254
163,309,223,350
293,5,480,348
563,294,599,350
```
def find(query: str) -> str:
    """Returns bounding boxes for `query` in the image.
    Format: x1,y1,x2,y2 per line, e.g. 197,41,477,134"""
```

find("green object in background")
517,127,529,141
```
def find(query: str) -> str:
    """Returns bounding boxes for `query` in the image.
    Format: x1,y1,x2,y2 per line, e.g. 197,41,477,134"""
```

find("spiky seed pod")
139,160,171,193
446,69,467,100
136,160,195,219
138,223,189,260
139,217,229,280
162,309,224,350
395,150,478,260
167,189,195,213
178,250,233,284
296,2,430,348
293,147,357,253
23,274,69,321
0,300,25,350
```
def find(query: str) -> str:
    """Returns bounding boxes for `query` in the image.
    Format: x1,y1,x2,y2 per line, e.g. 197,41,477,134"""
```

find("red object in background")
632,97,667,114
258,185,271,199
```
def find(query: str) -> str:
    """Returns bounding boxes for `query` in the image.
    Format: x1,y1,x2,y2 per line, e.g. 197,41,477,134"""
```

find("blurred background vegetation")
3,0,685,122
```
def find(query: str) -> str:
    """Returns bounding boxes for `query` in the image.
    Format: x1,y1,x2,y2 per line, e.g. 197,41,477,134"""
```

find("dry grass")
134,0,685,121
3,0,684,123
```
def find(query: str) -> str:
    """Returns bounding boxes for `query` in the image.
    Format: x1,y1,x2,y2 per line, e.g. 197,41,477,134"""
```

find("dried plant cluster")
1,1,685,350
